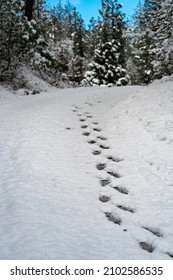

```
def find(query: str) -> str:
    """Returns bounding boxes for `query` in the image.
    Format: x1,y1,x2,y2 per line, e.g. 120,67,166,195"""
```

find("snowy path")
0,84,173,259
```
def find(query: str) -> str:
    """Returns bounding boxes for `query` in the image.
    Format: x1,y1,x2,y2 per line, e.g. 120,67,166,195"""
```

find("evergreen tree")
3,0,172,87
87,16,101,59
33,0,46,20
0,0,27,81
153,0,173,77
129,1,156,84
83,0,129,86
130,0,173,84
64,0,74,38
68,8,86,83
71,8,85,57
49,1,66,43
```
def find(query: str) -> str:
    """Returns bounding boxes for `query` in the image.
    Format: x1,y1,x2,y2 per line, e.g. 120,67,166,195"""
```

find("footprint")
99,144,110,150
107,155,124,162
96,163,106,170
117,205,134,213
142,227,163,238
92,150,101,155
100,178,111,186
81,125,88,129
75,106,82,110
93,122,99,125
65,127,71,130
139,242,155,253
167,252,173,258
159,136,166,142
72,105,80,111
107,171,121,178
83,132,90,137
105,212,121,225
113,186,128,195
97,136,107,141
86,115,93,119
99,195,110,203
85,102,93,106
88,140,96,144
79,118,86,122
93,128,102,132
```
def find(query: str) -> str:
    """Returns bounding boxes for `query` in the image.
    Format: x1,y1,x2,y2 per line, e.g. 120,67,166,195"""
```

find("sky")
47,0,140,26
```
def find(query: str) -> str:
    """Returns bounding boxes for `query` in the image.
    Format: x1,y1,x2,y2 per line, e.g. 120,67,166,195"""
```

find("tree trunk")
25,0,35,21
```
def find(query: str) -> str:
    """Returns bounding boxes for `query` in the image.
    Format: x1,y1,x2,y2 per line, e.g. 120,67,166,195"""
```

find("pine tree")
130,0,173,84
130,1,157,84
153,0,173,77
68,8,86,84
83,0,129,86
0,0,27,81
33,0,46,20
87,17,101,59
64,0,74,38
49,1,66,43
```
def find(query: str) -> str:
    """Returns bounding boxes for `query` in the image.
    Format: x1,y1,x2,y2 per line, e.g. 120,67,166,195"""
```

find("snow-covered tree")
83,0,129,86
0,0,27,81
130,0,173,84
33,0,46,20
87,16,101,59
0,0,54,83
129,1,158,84
68,8,86,83
153,0,173,77
64,0,75,38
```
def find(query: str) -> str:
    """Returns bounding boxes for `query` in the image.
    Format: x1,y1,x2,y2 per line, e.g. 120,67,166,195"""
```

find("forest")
0,0,172,88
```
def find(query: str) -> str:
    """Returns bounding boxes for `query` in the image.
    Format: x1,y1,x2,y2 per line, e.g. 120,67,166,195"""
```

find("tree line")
0,0,172,87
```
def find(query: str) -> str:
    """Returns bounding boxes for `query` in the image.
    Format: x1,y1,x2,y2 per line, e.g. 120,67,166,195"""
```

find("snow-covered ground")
0,77,173,260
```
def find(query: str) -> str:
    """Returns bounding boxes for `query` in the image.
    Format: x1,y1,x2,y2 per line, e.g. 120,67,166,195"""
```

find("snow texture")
15,66,53,92
0,75,173,260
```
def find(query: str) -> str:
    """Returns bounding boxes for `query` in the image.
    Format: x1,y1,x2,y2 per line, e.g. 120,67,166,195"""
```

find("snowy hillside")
0,77,173,260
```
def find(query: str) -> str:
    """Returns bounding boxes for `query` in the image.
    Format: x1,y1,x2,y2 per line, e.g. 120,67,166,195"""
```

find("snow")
0,76,173,260
15,66,53,92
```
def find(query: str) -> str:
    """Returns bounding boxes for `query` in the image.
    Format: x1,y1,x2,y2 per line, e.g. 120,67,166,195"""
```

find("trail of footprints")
71,104,173,259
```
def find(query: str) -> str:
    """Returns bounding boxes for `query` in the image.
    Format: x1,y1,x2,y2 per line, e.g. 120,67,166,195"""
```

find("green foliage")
130,0,173,84
83,0,129,86
1,0,171,87
0,0,26,80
